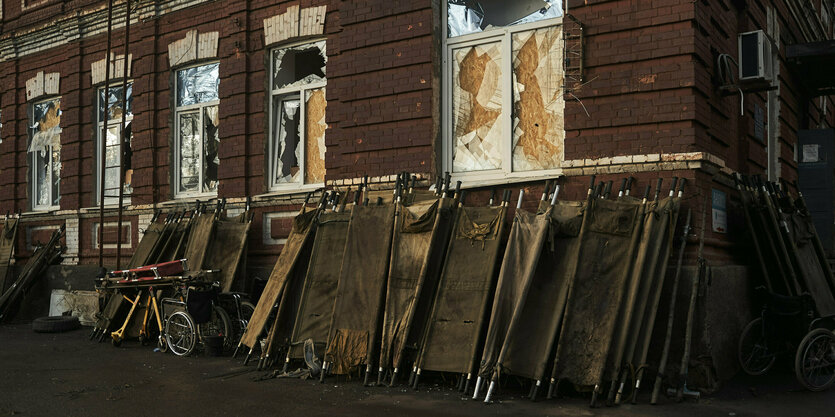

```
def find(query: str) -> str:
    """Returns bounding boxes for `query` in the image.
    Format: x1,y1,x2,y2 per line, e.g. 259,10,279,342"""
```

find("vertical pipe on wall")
98,0,115,268
115,0,133,270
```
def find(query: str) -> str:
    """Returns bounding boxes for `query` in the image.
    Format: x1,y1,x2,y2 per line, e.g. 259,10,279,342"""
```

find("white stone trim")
25,71,60,101
264,4,326,46
262,211,295,246
92,221,132,250
168,29,219,68
62,217,79,265
91,53,133,85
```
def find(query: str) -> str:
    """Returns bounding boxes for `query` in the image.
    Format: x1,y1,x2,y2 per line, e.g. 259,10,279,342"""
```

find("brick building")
2,0,835,386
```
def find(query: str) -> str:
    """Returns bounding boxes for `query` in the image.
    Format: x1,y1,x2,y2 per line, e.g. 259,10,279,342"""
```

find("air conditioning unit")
738,30,773,81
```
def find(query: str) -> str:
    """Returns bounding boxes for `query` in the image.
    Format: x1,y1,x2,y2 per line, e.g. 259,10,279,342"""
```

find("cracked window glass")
178,112,201,193
511,26,564,171
448,0,562,38
272,40,326,90
99,84,133,121
452,42,504,172
177,63,220,107
98,84,133,204
269,41,327,189
29,97,61,209
272,96,301,184
203,105,220,193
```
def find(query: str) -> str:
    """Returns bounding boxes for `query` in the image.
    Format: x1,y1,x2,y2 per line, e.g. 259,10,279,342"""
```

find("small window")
174,63,220,197
97,83,133,205
28,97,62,210
268,40,327,190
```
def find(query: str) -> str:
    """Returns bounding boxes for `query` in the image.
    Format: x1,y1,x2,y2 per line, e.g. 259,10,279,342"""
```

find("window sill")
255,183,325,200
23,206,61,216
159,193,219,207
449,169,564,190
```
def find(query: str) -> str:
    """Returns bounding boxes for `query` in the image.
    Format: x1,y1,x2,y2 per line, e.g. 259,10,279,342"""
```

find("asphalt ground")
0,323,831,417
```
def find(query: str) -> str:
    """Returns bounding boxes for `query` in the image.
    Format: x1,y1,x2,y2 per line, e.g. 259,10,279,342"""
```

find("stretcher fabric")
325,204,396,374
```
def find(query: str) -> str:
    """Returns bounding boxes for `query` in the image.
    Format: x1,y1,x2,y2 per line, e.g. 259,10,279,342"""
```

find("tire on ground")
32,316,81,333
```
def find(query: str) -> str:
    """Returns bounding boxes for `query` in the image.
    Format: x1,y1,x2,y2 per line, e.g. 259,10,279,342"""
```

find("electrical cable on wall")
716,53,744,116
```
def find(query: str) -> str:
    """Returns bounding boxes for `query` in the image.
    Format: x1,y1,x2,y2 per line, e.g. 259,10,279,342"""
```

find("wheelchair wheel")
165,311,197,357
795,328,835,391
198,306,232,350
738,318,776,376
233,301,256,341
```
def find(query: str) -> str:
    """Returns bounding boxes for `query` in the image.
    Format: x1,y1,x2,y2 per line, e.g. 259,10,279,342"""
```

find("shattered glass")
99,83,133,121
272,96,302,184
305,88,327,184
452,42,504,172
177,63,220,106
29,98,61,207
272,40,327,90
178,112,201,193
511,26,564,171
28,98,62,154
448,0,562,37
203,106,219,193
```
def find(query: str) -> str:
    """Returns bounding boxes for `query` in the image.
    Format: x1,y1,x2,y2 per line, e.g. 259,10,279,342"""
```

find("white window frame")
173,62,220,199
96,82,133,206
442,2,564,186
267,38,327,192
29,96,61,211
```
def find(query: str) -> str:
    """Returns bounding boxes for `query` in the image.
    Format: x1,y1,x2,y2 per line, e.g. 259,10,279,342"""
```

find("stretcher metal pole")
98,0,115,268
650,207,692,404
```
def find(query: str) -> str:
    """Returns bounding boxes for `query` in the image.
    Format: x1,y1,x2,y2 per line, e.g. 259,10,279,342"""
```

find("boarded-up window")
445,1,564,178
174,63,220,196
511,26,564,171
29,97,61,209
269,40,327,189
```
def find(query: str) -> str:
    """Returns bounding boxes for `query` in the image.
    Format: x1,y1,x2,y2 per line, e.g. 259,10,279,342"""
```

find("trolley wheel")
738,318,776,376
112,337,122,348
198,306,233,351
794,328,835,391
165,311,197,357
158,335,168,353
139,334,148,346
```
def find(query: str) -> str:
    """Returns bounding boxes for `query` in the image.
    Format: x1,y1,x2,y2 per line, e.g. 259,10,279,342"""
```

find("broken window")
174,63,220,196
268,40,327,190
28,97,61,210
97,83,133,205
447,0,562,38
445,1,564,177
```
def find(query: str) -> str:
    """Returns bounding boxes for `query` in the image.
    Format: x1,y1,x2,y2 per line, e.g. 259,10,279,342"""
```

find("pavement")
0,322,831,417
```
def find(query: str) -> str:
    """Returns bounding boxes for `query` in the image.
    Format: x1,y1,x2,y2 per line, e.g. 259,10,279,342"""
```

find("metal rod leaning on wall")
752,176,803,296
649,207,692,404
98,0,115,268
115,0,133,270
743,176,795,295
671,199,707,402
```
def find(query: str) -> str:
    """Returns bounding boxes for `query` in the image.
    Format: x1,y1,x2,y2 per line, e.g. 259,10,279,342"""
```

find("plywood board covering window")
511,26,564,171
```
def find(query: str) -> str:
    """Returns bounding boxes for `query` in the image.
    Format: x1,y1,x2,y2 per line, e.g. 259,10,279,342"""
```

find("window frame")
96,82,133,206
267,38,327,193
173,62,220,199
442,2,565,185
28,96,61,211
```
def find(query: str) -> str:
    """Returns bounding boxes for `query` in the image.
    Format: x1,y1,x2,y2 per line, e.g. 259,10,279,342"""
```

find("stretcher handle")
593,182,604,198
653,178,663,201
542,180,552,201
618,178,627,198
354,188,362,205
625,176,634,196
603,180,613,199
550,184,561,206
444,172,452,196
588,174,597,195
677,178,687,197
303,192,312,205
669,177,679,198
643,184,652,201
435,176,443,196
502,189,511,205
488,189,496,206
516,189,525,209
458,190,467,207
